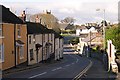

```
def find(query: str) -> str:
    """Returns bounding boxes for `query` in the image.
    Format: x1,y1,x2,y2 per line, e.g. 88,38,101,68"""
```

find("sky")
1,0,119,25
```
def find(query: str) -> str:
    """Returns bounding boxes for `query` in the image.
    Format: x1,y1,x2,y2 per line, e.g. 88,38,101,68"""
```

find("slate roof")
26,22,63,38
26,22,56,34
0,5,24,24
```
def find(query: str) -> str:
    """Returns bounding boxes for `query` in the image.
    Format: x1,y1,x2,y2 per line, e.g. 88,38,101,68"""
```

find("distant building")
76,25,98,36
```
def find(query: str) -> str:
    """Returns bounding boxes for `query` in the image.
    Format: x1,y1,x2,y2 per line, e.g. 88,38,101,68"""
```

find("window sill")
18,36,21,38
0,36,5,38
20,57,24,60
0,60,4,63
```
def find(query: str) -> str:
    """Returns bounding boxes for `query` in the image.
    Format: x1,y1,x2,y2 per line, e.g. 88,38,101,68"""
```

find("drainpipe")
36,48,38,63
14,24,16,67
26,33,28,65
54,34,55,59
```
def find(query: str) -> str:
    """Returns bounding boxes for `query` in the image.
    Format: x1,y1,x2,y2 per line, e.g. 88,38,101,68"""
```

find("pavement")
80,58,118,80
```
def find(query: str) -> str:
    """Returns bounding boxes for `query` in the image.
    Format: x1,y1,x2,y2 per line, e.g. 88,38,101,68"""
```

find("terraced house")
27,22,55,65
0,5,27,70
0,5,64,71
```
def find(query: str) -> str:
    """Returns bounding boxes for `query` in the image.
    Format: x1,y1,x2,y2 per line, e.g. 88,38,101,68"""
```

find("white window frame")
19,46,24,59
0,25,2,37
0,24,4,38
29,35,32,44
30,49,34,61
0,44,4,63
17,25,21,38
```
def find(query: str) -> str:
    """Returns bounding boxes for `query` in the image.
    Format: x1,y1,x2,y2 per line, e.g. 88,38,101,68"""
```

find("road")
3,52,91,79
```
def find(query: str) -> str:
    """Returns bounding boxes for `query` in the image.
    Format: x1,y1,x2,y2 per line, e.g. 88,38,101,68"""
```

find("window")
17,25,21,38
43,34,45,42
51,34,53,41
48,34,49,42
0,24,2,37
0,44,4,62
19,46,24,59
29,36,31,44
30,49,34,61
33,35,36,44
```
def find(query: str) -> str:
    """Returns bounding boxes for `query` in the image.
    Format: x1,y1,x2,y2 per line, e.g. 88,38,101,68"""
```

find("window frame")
30,49,34,61
29,35,32,44
19,46,24,59
17,25,21,38
33,35,36,44
0,44,4,63
43,34,45,42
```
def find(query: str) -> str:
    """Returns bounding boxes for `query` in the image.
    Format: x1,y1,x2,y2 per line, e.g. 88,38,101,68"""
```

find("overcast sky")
1,0,119,24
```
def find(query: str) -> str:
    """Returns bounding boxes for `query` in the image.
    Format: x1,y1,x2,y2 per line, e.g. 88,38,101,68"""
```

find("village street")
3,52,91,79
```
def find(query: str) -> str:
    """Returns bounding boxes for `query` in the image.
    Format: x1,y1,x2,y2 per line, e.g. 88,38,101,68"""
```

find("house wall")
35,34,42,62
28,35,37,65
52,34,55,54
42,34,49,60
2,23,15,70
55,38,59,60
15,24,27,65
59,38,63,58
48,34,52,54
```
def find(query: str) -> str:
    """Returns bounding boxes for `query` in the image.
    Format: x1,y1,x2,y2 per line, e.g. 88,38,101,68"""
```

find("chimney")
21,10,26,22
46,10,51,14
35,15,39,23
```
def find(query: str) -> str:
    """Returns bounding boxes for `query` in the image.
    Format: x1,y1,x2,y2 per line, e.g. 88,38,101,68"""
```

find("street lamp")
96,9,106,50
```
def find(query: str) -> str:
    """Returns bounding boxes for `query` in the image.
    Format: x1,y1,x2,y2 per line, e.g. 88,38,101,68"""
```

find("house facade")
0,5,27,70
55,36,60,60
59,37,64,59
27,22,43,65
27,22,55,65
55,33,64,60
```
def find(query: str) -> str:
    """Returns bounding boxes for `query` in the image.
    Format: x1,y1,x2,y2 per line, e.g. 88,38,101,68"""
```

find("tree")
61,17,76,25
105,24,120,53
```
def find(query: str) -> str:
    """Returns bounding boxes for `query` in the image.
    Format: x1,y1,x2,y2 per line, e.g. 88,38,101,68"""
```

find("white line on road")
76,59,79,63
65,64,70,67
72,63,75,65
73,60,93,80
29,72,47,78
52,67,62,71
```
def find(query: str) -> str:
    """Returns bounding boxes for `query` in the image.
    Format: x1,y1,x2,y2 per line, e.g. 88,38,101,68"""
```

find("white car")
111,62,118,73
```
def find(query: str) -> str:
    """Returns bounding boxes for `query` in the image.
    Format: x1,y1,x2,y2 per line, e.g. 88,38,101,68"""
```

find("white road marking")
52,68,57,71
76,59,79,63
73,60,93,80
72,63,75,65
52,67,62,71
65,64,70,67
29,72,47,78
57,67,62,70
